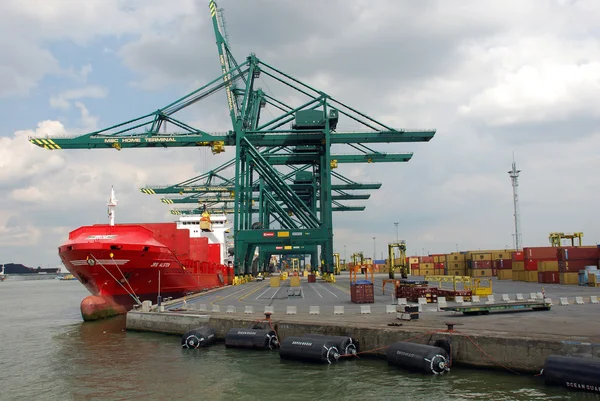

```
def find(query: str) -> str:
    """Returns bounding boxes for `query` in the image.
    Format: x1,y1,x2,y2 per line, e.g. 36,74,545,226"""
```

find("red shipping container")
421,256,434,263
561,247,599,261
512,251,524,262
559,259,598,272
524,260,538,271
524,247,559,260
410,263,419,270
538,271,559,284
471,260,492,269
494,259,513,270
434,262,445,270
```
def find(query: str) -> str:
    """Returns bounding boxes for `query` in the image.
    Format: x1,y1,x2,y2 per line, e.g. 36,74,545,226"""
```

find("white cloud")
3,0,600,268
458,36,600,126
49,85,108,110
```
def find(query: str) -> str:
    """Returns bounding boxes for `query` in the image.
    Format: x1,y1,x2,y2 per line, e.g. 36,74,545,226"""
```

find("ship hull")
58,223,230,317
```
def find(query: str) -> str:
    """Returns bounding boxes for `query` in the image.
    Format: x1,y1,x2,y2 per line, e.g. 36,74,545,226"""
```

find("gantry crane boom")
28,0,437,277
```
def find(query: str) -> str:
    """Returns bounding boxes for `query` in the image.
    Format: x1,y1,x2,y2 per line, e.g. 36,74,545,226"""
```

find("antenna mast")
508,154,522,250
108,186,118,226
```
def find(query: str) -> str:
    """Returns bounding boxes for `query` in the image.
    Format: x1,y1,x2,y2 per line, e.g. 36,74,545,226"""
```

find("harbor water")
0,280,589,400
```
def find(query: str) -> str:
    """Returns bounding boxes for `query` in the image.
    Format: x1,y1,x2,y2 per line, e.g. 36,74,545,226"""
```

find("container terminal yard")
26,0,600,395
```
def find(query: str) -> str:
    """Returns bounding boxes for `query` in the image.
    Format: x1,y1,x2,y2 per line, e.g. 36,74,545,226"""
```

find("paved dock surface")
164,273,600,342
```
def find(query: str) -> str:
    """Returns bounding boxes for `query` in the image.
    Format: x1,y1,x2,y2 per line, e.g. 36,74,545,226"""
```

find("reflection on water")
0,280,585,400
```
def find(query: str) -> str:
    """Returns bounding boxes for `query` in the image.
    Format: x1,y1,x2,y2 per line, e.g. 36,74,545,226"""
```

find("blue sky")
2,0,600,268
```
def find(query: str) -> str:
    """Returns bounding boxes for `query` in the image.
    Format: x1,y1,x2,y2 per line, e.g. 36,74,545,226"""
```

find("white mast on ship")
108,186,118,226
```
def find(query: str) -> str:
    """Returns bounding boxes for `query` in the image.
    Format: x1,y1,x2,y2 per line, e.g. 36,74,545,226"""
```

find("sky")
1,0,600,268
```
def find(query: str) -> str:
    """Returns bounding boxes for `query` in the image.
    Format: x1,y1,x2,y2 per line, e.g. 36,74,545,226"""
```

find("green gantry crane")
29,1,436,281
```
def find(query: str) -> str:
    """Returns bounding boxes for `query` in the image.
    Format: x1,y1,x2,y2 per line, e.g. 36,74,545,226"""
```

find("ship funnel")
108,186,118,226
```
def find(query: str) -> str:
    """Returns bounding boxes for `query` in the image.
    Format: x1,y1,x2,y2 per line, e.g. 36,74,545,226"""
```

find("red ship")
58,187,233,320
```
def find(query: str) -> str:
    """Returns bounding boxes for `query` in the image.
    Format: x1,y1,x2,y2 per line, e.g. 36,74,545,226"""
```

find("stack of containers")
516,247,557,282
493,250,513,280
419,256,434,276
557,246,599,285
511,251,524,280
445,252,466,276
408,256,419,275
538,254,560,284
432,254,446,275
468,251,493,277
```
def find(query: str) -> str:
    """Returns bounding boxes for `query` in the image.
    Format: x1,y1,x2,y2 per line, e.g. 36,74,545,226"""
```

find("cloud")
3,0,600,268
49,85,108,110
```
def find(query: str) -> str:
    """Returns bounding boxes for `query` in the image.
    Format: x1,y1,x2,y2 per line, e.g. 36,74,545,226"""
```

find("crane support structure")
29,0,437,277
388,241,408,279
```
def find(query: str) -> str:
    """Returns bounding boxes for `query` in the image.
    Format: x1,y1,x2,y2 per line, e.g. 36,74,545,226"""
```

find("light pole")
373,237,376,262
394,222,399,242
344,244,347,266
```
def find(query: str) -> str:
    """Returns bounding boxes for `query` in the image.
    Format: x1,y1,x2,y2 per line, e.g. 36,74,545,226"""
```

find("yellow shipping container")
512,261,525,271
446,261,466,269
560,273,579,285
421,269,434,276
525,271,538,282
409,257,419,264
448,269,466,276
539,261,559,272
270,276,281,287
470,252,492,261
411,269,421,276
493,251,513,260
512,271,526,281
497,270,513,280
446,253,466,262
471,268,493,277
420,263,434,269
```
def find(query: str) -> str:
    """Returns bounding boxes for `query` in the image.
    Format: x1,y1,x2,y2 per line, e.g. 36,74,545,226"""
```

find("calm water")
0,280,593,400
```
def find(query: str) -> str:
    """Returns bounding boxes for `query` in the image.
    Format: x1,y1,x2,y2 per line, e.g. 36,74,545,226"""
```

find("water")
0,280,593,400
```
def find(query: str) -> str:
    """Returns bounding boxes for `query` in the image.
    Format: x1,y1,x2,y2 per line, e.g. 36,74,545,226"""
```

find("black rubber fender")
433,338,452,363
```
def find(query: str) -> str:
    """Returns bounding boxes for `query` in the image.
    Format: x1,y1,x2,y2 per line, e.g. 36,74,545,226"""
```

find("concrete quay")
126,273,600,373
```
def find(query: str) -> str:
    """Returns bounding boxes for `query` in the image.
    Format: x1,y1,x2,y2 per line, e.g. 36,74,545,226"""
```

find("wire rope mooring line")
464,334,520,375
89,254,142,306
110,255,140,303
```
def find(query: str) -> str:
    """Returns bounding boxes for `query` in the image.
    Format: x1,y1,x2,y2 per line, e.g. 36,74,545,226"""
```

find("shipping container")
559,259,598,273
421,269,434,276
471,260,492,269
492,251,513,260
409,257,419,265
420,262,434,270
512,261,524,271
524,246,559,260
471,268,493,277
559,247,599,261
524,271,538,282
559,272,579,285
493,259,513,270
411,269,421,276
538,271,559,284
421,256,434,263
512,251,524,262
469,252,492,261
538,261,558,272
446,253,466,262
449,269,467,276
524,260,539,271
434,268,444,276
497,270,512,280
